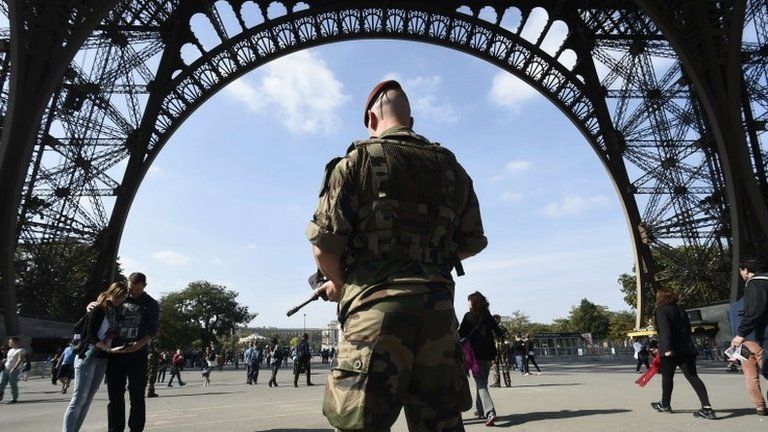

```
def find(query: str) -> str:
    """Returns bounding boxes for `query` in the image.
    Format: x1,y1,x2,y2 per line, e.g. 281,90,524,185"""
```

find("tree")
567,299,611,339
618,245,730,318
158,281,255,350
10,240,124,322
503,310,531,336
608,311,637,340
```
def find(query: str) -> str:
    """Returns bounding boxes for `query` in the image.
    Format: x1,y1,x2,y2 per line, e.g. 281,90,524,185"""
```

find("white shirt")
5,347,25,370
97,316,111,347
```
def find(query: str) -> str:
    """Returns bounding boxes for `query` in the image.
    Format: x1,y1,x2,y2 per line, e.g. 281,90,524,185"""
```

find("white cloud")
151,250,191,266
118,256,143,273
505,160,531,173
225,50,349,135
501,192,523,202
245,243,258,250
488,72,540,113
491,160,532,182
540,195,610,218
382,73,458,125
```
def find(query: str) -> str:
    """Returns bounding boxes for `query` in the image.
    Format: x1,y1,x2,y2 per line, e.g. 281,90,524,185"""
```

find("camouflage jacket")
306,126,487,321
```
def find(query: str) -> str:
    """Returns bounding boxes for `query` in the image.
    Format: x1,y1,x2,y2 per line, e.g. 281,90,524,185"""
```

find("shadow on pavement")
694,407,756,420
463,409,631,428
155,391,241,398
508,383,582,389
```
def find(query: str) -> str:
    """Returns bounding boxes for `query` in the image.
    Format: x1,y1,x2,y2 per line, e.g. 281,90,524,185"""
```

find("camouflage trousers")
490,354,510,388
146,363,158,396
323,289,471,432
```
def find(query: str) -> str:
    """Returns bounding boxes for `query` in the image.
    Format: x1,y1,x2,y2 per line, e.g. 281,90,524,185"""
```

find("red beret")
364,80,403,127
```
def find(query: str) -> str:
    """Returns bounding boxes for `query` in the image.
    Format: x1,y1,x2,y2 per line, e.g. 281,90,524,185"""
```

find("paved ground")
0,358,765,431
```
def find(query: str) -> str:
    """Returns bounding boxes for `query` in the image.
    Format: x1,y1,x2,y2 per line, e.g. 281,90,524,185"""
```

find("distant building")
322,320,343,351
244,327,322,341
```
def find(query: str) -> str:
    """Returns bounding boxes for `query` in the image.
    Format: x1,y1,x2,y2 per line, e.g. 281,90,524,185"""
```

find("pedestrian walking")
651,289,716,419
459,291,506,426
58,341,77,394
729,256,768,416
167,349,186,387
524,334,542,375
633,338,650,373
267,338,283,388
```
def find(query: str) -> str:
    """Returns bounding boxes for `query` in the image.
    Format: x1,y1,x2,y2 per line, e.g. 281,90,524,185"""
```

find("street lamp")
303,313,306,333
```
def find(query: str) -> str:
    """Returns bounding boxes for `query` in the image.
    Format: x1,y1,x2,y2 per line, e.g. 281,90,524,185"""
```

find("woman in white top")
0,336,25,403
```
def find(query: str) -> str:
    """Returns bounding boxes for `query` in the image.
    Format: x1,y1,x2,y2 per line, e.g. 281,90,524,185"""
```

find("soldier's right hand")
86,301,98,312
314,280,341,303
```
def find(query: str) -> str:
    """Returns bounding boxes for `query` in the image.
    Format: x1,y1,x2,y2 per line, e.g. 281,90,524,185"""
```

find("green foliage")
290,336,300,347
158,281,255,350
11,240,124,322
619,245,730,317
566,299,611,339
608,310,637,340
503,310,531,335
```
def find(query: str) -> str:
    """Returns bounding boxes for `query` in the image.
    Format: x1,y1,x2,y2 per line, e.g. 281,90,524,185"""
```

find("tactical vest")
345,133,465,274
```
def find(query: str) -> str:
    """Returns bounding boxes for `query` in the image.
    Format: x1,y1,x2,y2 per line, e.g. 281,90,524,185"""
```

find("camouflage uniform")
307,126,487,431
146,340,159,397
491,338,511,388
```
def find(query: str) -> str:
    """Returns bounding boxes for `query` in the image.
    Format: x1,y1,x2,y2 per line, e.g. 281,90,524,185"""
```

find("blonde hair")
96,282,128,309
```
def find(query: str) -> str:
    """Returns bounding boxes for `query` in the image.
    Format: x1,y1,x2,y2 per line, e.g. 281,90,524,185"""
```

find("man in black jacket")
293,334,313,387
731,256,768,412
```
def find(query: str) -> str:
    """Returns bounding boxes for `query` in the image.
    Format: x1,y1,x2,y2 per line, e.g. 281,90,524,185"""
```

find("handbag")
460,315,485,378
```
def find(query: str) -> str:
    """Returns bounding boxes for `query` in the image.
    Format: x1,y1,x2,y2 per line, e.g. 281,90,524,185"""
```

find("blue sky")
117,39,636,329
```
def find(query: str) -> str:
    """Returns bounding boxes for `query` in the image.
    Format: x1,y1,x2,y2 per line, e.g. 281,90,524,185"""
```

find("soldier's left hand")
315,280,341,303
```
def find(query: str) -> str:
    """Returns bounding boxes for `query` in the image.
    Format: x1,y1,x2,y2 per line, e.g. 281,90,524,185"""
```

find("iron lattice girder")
2,0,767,332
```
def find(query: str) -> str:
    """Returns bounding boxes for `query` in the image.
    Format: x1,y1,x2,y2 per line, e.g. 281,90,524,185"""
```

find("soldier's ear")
409,116,414,128
368,111,378,130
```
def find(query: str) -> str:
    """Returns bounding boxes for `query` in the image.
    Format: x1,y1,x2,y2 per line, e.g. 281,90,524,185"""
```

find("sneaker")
179,382,186,387
523,373,530,376
473,411,483,419
8,400,17,404
693,407,716,420
756,408,766,416
167,384,173,387
485,413,496,426
536,372,542,376
650,402,671,413
147,393,158,398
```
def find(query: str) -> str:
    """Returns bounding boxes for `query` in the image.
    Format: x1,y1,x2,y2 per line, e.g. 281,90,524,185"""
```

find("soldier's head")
302,333,309,340
492,314,501,323
364,80,413,136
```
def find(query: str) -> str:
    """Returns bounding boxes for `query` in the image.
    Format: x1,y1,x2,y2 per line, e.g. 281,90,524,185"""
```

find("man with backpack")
730,256,768,416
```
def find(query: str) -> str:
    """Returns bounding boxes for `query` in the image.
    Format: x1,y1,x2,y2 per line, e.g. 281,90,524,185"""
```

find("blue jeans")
0,368,20,401
515,355,525,375
473,360,496,417
63,356,108,432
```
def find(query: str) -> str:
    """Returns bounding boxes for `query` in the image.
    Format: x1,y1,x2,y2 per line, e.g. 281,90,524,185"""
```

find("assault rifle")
285,270,328,317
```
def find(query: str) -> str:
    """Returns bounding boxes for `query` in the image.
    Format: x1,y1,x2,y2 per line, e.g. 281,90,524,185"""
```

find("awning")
627,323,719,338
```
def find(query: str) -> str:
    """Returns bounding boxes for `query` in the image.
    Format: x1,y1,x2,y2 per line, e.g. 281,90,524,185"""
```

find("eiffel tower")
1,0,766,335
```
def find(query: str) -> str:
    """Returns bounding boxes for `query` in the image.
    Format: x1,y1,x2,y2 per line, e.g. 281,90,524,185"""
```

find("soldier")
307,80,487,431
490,315,511,388
146,339,159,398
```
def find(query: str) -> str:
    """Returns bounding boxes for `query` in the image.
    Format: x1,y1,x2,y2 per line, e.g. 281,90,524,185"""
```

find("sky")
116,27,637,329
